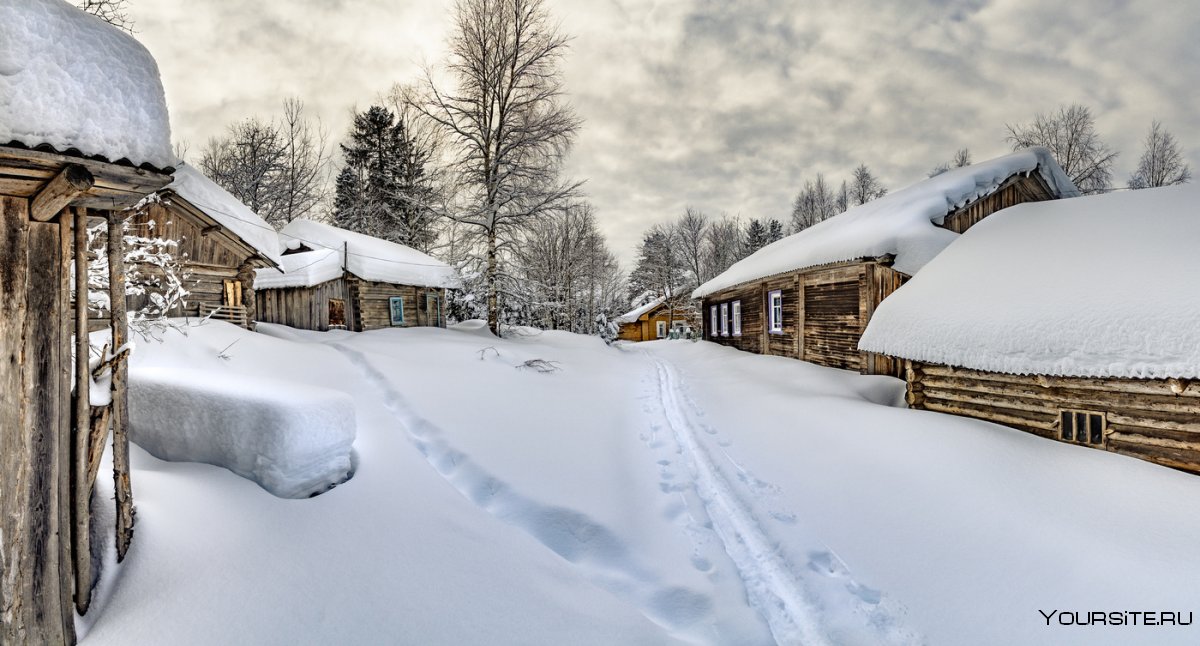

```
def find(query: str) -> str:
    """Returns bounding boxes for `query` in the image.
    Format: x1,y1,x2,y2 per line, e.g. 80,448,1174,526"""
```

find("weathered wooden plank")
25,218,72,642
0,195,31,643
106,212,135,561
919,363,1200,398
71,208,93,614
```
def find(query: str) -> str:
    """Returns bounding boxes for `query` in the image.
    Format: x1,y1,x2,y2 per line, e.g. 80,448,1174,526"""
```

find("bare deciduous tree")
413,0,582,335
1129,121,1191,189
674,207,709,287
78,0,134,33
703,214,743,280
928,148,972,177
1006,104,1118,194
200,99,329,228
790,172,837,232
849,164,887,206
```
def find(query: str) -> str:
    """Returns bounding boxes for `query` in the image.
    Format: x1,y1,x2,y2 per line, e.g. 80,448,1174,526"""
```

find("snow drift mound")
129,367,356,498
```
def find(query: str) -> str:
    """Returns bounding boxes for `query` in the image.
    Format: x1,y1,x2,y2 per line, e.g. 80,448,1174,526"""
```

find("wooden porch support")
106,212,135,561
71,207,93,613
31,165,94,223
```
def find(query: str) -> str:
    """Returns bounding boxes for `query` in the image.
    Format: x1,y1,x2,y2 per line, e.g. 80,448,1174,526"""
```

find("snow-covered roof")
859,183,1200,379
256,219,461,290
616,297,666,324
693,147,1077,298
0,0,173,170
254,248,342,290
165,163,284,267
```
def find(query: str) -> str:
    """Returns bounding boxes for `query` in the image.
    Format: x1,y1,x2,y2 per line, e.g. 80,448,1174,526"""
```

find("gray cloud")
132,0,1200,267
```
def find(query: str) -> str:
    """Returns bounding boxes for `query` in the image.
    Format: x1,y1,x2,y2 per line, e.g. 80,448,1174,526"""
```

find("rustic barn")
255,219,461,332
0,0,176,641
693,147,1078,376
125,163,283,328
616,295,700,341
860,183,1200,474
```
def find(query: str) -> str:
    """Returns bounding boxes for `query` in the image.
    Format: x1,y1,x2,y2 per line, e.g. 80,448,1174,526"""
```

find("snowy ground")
81,322,1200,645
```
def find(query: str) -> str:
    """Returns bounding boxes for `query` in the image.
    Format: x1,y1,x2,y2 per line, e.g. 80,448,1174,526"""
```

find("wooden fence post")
107,211,135,561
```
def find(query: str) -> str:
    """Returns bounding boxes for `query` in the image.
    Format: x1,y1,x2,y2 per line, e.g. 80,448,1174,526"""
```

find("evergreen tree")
767,219,784,243
334,105,437,250
742,219,769,256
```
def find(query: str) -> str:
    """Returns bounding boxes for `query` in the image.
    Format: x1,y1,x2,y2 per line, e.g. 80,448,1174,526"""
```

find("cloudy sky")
132,0,1200,266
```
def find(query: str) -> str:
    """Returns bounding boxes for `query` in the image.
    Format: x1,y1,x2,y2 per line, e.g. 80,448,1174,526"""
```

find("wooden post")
107,211,135,561
56,209,76,634
72,207,93,613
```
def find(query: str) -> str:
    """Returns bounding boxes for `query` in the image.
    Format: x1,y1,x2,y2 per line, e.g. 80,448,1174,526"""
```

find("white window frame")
732,301,742,336
656,320,667,339
719,302,729,336
389,296,406,327
768,290,783,333
710,305,718,338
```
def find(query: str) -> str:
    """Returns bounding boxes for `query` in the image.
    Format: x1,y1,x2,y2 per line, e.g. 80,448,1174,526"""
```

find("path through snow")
644,353,919,645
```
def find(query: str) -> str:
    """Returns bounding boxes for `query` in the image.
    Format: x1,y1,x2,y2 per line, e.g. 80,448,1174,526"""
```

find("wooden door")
803,280,861,370
328,298,346,328
222,279,242,307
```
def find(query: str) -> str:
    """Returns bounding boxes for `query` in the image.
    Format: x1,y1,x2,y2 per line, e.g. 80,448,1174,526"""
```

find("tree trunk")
486,227,499,336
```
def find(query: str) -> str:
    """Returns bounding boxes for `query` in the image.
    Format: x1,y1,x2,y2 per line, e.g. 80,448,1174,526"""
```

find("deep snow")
81,323,1200,645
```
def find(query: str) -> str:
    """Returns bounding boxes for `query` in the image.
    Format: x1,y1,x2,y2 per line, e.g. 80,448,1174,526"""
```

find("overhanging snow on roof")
693,147,1077,299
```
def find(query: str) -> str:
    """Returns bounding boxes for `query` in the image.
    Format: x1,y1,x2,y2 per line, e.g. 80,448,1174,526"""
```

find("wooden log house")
693,147,1078,376
255,219,462,332
124,163,283,329
860,183,1200,474
616,295,700,341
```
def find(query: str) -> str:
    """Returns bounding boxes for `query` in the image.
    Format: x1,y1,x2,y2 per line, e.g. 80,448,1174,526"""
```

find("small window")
1059,410,1106,446
732,301,742,336
328,298,346,328
768,290,783,333
656,320,667,338
389,296,405,326
720,303,729,336
710,305,718,338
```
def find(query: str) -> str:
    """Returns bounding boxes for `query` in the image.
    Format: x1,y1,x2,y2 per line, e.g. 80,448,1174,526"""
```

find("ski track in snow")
645,353,919,646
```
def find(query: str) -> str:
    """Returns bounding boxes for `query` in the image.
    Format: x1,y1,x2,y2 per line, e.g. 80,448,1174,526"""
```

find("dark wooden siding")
701,282,764,354
939,173,1056,234
803,277,860,370
352,278,446,331
907,361,1200,474
764,275,799,358
256,277,353,332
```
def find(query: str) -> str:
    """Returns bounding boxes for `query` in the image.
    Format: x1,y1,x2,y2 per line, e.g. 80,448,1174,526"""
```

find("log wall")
257,276,447,332
125,201,260,318
907,361,1200,474
701,260,906,375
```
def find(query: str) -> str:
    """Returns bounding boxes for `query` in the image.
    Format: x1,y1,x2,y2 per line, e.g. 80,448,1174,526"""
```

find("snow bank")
0,0,173,169
860,183,1200,379
129,366,356,498
165,163,284,266
259,219,461,289
693,147,1077,297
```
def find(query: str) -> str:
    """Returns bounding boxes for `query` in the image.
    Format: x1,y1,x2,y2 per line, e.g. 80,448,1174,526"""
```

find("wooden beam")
106,212,135,561
71,207,93,614
56,208,76,636
30,165,94,222
200,224,220,236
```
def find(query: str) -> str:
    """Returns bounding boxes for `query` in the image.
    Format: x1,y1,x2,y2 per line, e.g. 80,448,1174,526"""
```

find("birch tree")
78,0,134,33
1129,121,1191,189
414,0,582,335
1006,104,1118,194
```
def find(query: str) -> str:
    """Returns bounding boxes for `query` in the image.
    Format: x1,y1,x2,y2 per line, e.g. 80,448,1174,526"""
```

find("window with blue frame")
389,296,405,326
